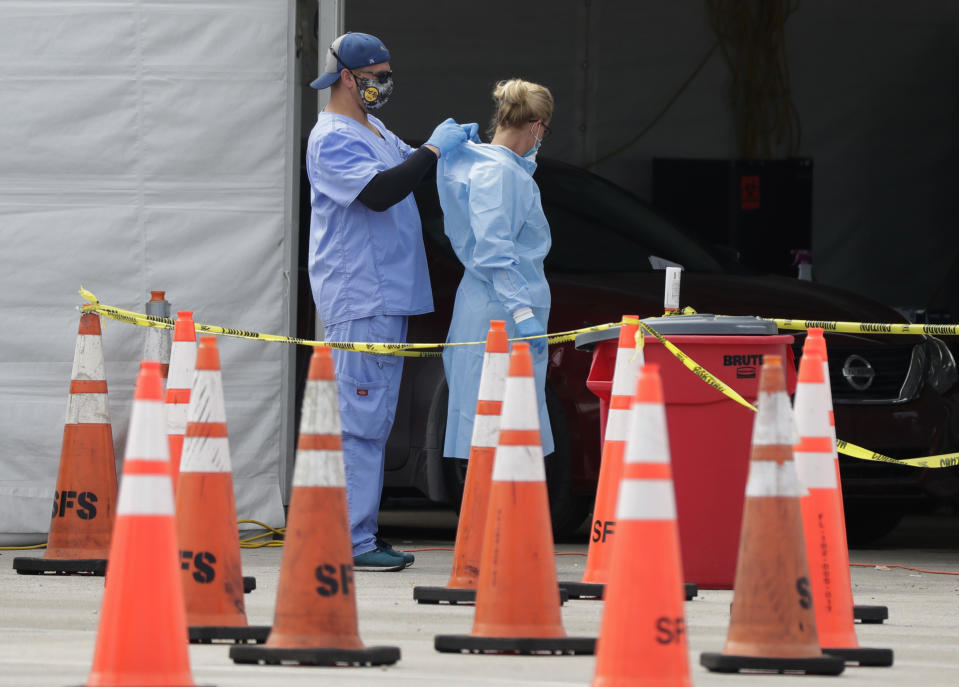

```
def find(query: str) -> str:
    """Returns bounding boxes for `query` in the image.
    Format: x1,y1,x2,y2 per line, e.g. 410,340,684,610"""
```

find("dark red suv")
334,157,959,543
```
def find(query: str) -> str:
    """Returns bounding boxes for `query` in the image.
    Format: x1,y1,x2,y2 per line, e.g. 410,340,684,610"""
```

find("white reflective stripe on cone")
117,475,175,515
616,479,676,520
609,346,642,397
745,460,805,497
624,403,670,464
124,402,168,461
166,402,189,434
300,380,341,435
751,391,796,446
794,451,839,490
604,407,631,441
471,413,501,448
72,335,106,382
167,342,196,389
793,382,831,438
66,393,110,424
180,437,231,473
190,371,227,423
498,376,539,431
292,449,347,488
492,445,546,482
477,352,509,401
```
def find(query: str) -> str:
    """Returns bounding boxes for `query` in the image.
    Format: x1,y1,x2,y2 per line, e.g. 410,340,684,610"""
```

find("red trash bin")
576,315,796,589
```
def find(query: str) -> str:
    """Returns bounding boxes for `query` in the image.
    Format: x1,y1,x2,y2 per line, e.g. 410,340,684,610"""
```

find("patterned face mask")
352,71,393,111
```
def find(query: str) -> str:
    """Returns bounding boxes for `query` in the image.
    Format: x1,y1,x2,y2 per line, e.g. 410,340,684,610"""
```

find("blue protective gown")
437,142,553,459
306,112,433,556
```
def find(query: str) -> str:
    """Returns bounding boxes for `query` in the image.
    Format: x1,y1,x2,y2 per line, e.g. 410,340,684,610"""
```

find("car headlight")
925,336,958,394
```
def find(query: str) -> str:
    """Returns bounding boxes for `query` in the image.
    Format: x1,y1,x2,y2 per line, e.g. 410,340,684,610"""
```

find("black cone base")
559,581,698,601
13,557,105,575
229,644,400,667
435,634,595,655
414,585,568,605
823,646,894,667
189,624,272,644
243,576,256,594
853,604,887,624
700,652,845,675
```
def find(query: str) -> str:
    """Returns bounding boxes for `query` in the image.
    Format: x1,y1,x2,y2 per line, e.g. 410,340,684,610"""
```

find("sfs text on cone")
14,312,117,576
700,355,844,675
591,363,691,686
176,337,269,645
230,347,400,667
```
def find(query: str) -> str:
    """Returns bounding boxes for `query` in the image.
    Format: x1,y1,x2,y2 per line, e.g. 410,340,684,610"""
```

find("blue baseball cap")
311,32,391,90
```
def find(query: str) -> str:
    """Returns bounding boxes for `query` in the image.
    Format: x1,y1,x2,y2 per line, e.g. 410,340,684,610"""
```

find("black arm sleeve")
356,147,438,212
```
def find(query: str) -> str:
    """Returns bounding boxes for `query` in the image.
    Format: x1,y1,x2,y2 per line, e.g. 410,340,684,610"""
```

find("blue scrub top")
306,112,434,327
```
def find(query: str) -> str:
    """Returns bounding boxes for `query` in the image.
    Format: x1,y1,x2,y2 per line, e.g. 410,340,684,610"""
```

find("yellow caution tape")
79,287,606,358
625,316,758,413
769,318,959,336
625,316,959,468
836,440,959,469
79,288,958,469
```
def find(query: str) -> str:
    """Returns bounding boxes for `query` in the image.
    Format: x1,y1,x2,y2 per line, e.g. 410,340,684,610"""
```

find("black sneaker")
375,537,414,568
352,546,406,572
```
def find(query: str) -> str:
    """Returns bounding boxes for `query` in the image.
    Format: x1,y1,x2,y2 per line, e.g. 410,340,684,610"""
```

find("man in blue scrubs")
306,32,473,570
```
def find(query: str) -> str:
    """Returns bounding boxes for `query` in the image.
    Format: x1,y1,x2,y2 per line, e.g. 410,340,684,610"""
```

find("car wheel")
843,503,905,547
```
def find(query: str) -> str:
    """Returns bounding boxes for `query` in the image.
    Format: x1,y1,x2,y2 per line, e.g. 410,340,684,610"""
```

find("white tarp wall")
0,0,294,541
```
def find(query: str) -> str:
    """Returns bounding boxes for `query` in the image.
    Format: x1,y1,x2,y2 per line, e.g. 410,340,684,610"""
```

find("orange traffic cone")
166,311,197,493
84,361,197,687
414,320,510,605
793,347,893,666
700,355,844,675
14,312,118,576
562,315,640,601
592,363,691,686
229,347,400,667
805,328,889,625
435,343,594,655
144,291,172,381
175,337,269,645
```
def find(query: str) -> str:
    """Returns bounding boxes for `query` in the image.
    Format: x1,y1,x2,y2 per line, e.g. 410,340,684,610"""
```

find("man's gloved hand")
425,118,468,157
462,122,481,143
515,317,547,355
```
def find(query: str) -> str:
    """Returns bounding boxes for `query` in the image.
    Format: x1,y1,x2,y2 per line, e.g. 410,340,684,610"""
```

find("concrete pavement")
2,510,958,686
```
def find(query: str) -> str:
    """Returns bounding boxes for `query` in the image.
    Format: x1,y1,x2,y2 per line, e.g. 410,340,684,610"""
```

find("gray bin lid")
574,314,779,351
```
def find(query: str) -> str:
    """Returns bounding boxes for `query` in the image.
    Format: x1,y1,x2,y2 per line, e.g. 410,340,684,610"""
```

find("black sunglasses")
351,69,393,84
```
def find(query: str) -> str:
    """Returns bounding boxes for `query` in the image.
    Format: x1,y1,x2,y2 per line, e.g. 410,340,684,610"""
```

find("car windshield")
535,161,728,274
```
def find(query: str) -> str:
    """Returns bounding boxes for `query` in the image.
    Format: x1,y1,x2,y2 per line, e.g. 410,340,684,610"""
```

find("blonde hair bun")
490,78,554,136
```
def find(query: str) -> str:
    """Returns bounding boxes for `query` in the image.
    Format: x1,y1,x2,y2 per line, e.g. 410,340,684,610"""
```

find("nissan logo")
842,354,875,391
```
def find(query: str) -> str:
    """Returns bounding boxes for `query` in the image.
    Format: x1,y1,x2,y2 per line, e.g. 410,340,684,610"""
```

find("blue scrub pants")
324,315,407,556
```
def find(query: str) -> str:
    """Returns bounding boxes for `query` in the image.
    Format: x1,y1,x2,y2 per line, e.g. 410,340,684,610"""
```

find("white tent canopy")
0,0,296,542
